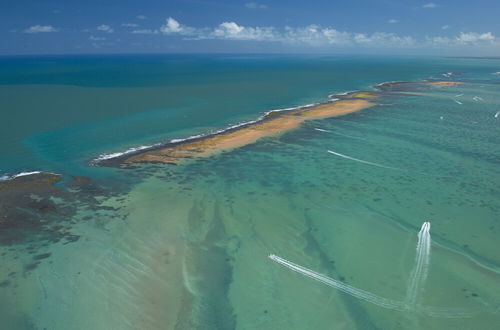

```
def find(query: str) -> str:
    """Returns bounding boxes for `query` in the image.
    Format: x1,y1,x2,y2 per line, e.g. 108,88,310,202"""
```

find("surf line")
327,150,402,171
405,222,431,307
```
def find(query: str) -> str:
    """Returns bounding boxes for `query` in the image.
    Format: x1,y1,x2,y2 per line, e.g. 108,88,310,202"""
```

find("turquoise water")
0,55,499,329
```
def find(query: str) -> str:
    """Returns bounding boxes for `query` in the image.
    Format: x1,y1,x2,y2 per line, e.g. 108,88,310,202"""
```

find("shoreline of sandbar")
95,80,460,167
97,93,376,166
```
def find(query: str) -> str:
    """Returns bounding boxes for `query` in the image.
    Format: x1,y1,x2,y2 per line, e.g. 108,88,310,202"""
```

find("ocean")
0,54,499,329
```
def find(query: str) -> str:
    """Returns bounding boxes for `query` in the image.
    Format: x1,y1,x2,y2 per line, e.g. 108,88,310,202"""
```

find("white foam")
314,128,330,133
374,81,404,88
328,91,355,98
93,144,160,162
492,71,500,75
405,222,431,307
0,171,59,182
270,222,477,318
92,102,321,163
495,111,500,118
269,254,406,311
454,99,463,105
472,96,483,102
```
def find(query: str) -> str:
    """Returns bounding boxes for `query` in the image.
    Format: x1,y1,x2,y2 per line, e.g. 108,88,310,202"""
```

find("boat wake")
269,254,406,311
269,222,482,318
315,128,367,140
405,221,431,307
327,150,402,171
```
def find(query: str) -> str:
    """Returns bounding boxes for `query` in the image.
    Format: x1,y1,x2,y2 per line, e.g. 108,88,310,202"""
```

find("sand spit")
100,97,375,166
96,80,459,167
375,80,462,93
429,81,463,87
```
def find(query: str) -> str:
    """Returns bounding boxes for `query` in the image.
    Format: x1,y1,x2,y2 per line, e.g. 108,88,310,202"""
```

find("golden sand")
347,91,378,98
430,81,462,86
124,98,374,164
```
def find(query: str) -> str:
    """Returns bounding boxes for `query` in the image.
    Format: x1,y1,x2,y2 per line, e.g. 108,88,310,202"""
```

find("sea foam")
92,102,320,163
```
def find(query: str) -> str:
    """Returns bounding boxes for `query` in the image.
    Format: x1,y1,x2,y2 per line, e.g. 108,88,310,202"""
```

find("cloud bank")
152,18,498,49
23,25,58,33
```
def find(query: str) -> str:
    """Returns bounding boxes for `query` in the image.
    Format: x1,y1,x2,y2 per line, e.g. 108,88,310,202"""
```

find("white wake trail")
327,150,402,171
405,222,431,307
270,221,478,318
315,128,367,140
268,254,406,311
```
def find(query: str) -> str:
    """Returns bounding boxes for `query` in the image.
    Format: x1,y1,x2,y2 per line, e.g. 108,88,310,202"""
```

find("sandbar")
97,79,461,167
429,81,463,86
118,98,375,165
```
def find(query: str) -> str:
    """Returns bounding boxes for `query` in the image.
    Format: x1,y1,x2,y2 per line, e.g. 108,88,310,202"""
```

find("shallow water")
0,55,499,329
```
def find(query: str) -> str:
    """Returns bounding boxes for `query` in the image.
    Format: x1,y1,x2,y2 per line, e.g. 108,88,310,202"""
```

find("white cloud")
23,25,58,33
245,2,268,10
354,32,416,47
122,23,139,27
159,17,197,35
422,2,437,8
282,25,351,45
441,25,449,30
156,18,416,47
132,29,159,34
210,22,276,41
160,17,183,33
137,15,147,20
388,19,399,24
456,32,495,43
97,24,114,33
426,32,496,46
148,17,498,50
89,35,106,41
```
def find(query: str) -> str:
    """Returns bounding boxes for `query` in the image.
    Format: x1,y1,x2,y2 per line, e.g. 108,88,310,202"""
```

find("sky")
1,0,500,56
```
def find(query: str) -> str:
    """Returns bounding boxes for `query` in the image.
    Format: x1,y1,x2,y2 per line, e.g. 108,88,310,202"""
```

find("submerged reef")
97,91,378,167
95,80,459,168
0,172,123,247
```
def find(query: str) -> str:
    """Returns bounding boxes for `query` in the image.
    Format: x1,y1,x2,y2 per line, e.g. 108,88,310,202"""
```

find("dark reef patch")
0,280,11,287
33,253,51,260
0,171,130,272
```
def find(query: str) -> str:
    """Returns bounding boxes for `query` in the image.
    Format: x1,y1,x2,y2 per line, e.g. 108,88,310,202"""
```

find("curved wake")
268,254,406,311
269,222,479,318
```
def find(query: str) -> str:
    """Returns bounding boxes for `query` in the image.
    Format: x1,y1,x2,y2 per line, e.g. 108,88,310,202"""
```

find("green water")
0,55,499,329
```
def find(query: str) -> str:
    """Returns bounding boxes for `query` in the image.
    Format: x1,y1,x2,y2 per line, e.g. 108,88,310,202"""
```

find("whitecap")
91,102,322,163
0,171,59,182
